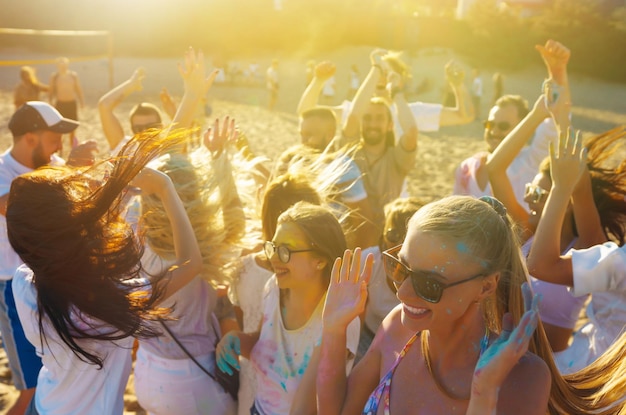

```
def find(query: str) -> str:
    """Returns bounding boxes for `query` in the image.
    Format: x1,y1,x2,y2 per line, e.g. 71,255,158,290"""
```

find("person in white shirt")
230,173,324,415
8,49,212,415
528,127,626,374
471,68,483,118
297,53,474,136
266,60,279,111
217,202,360,415
0,101,90,415
454,40,566,211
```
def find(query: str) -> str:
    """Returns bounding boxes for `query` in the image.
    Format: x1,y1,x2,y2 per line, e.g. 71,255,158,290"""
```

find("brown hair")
277,201,346,285
494,95,529,120
261,173,322,242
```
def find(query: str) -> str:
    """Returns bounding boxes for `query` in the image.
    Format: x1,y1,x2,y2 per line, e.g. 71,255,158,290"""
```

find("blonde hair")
410,196,626,414
141,148,244,288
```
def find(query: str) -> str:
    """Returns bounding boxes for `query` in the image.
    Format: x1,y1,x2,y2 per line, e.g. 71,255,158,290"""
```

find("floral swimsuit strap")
362,332,419,415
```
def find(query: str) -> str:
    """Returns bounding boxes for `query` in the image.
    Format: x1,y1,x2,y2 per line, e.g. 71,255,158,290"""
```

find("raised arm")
168,49,217,132
203,116,246,242
391,72,418,152
527,131,588,286
485,95,549,237
439,61,475,126
132,167,202,302
342,50,387,139
317,249,374,415
297,61,341,117
469,284,548,415
98,67,145,150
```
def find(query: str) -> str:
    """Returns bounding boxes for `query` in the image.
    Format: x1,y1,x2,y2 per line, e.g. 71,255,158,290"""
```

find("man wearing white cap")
0,101,91,415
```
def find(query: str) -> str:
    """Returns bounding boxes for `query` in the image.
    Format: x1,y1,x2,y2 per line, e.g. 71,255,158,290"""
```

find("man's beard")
32,143,49,169
362,129,385,146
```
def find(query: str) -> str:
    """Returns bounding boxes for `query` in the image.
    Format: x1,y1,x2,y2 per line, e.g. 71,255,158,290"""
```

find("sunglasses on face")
131,122,163,135
382,245,485,303
483,120,511,132
525,183,550,204
264,241,315,264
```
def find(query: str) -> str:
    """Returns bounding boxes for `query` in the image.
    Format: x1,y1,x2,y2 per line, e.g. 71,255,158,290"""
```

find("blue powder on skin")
456,242,469,253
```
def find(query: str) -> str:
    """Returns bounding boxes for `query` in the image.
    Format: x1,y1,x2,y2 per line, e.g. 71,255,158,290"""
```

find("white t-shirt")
362,246,399,333
0,150,31,281
0,150,64,281
230,253,273,415
266,67,278,90
251,276,360,415
554,242,626,374
12,265,142,415
322,76,336,97
138,247,218,359
453,117,558,211
472,77,483,97
327,155,367,205
340,99,443,135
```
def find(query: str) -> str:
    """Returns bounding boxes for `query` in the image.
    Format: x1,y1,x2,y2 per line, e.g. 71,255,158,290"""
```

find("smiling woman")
217,201,360,415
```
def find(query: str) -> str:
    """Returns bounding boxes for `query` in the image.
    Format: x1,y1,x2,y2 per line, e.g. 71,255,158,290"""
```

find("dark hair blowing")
6,129,188,367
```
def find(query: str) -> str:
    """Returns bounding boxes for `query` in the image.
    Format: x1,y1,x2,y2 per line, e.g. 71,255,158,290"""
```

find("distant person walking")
493,72,504,105
49,57,85,146
471,68,483,119
347,64,360,100
13,66,48,109
266,59,279,111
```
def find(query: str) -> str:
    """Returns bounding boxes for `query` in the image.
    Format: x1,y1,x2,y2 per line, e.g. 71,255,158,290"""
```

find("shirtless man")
49,57,85,147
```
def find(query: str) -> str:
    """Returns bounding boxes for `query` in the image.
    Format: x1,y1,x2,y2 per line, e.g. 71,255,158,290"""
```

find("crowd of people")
1,40,625,415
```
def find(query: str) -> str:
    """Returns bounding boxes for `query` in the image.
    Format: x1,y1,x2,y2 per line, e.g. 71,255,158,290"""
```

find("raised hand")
370,48,388,67
159,87,177,120
314,61,337,81
203,116,237,157
67,140,98,167
322,248,373,332
178,48,218,98
535,40,570,82
129,67,146,92
472,283,540,393
550,129,587,193
130,167,171,196
215,331,241,375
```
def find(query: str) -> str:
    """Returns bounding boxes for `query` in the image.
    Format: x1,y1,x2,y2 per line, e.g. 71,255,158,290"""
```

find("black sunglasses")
483,120,511,132
382,245,485,303
524,183,550,204
131,122,163,135
264,241,315,264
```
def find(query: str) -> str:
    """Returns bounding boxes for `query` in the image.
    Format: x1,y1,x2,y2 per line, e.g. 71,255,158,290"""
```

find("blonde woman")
317,195,626,414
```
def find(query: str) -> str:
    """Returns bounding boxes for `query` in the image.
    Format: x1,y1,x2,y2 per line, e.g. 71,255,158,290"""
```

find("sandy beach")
0,45,624,414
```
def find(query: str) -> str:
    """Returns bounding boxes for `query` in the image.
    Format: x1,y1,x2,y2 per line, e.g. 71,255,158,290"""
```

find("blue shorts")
0,279,42,389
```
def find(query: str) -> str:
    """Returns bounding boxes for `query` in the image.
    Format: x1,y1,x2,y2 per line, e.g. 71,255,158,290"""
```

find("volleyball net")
0,28,114,88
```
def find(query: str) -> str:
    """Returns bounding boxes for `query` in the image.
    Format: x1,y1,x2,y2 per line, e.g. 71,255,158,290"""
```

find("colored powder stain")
441,244,446,249
524,323,534,337
280,381,287,392
456,242,469,253
568,360,575,368
446,308,452,315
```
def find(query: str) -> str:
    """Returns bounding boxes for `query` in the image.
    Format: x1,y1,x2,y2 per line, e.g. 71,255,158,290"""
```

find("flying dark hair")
6,128,188,367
